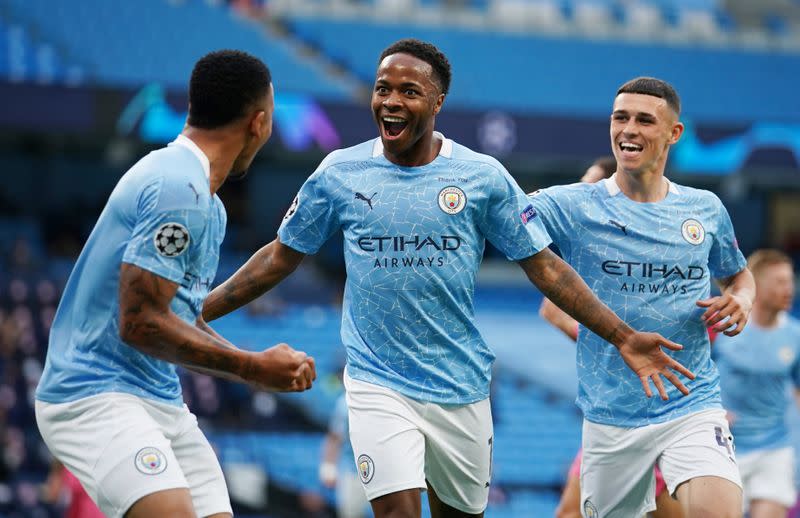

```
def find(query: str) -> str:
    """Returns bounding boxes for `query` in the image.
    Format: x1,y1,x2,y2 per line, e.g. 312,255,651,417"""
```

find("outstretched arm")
697,267,755,337
119,262,314,392
519,249,695,399
203,238,305,322
539,298,579,342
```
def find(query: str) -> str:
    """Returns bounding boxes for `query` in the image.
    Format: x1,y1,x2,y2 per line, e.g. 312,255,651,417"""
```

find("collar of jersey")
170,134,211,181
603,174,680,197
371,131,453,159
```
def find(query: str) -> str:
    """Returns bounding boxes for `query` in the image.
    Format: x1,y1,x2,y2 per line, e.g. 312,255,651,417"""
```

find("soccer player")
319,392,371,518
529,77,756,518
203,41,693,518
715,249,800,518
35,50,316,518
544,158,684,518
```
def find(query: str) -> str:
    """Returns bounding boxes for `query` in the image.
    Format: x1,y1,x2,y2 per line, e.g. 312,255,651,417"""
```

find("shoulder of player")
529,181,594,200
670,181,722,206
123,149,211,208
314,140,377,175
444,140,513,178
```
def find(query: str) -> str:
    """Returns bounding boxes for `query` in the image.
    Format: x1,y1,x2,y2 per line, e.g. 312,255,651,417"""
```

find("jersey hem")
582,400,722,428
345,369,489,405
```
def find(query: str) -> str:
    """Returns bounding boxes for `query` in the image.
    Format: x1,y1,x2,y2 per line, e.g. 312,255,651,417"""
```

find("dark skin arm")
520,249,695,400
203,238,305,322
119,262,315,392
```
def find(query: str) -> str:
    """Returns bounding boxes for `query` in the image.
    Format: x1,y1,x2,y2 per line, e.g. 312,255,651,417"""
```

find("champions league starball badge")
154,222,190,257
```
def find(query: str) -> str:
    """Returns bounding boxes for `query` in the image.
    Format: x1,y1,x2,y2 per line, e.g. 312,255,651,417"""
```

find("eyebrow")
612,109,656,118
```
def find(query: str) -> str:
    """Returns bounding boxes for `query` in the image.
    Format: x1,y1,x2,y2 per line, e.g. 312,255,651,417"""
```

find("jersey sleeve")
791,323,800,388
708,196,747,279
528,186,573,259
278,162,339,255
122,175,207,284
479,164,551,260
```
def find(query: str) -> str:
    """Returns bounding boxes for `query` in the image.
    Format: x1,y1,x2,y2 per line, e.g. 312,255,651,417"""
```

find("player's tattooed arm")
119,262,315,392
196,317,238,350
520,248,695,399
697,267,755,337
203,238,305,322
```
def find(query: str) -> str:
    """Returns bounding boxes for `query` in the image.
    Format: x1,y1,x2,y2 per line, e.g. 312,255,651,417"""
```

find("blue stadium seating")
2,0,353,99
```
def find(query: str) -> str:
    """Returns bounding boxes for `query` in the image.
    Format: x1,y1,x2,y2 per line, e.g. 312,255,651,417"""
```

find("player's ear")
669,121,684,145
433,93,445,116
250,110,267,138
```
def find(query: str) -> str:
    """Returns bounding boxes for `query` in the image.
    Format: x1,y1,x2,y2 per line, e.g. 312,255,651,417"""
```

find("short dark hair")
617,77,681,115
592,156,617,178
188,49,272,129
379,39,451,95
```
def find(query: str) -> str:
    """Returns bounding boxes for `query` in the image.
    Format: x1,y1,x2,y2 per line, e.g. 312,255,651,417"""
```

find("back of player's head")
747,249,793,277
617,77,681,115
379,39,451,95
592,157,616,179
188,49,272,129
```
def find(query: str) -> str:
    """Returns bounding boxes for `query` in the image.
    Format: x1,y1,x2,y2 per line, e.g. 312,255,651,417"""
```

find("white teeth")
620,142,643,151
383,116,406,123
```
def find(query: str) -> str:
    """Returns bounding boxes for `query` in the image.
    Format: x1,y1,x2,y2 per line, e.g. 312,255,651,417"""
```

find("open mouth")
382,116,408,139
618,141,643,156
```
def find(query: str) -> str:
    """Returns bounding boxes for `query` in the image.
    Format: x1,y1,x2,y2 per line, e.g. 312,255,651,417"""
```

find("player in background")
203,41,693,518
320,392,372,518
529,77,756,518
544,158,684,518
715,249,800,518
35,50,316,518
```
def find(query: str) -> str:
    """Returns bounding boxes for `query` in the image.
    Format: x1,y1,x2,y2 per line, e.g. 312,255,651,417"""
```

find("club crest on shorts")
583,499,599,518
438,186,466,215
357,454,374,484
135,447,167,475
154,222,190,257
681,219,705,245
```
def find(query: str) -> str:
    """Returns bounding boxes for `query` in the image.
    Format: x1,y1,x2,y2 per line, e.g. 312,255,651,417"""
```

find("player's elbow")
118,310,162,347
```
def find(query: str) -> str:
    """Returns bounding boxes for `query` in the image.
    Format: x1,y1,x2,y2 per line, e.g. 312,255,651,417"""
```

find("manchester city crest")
357,454,375,484
438,186,466,215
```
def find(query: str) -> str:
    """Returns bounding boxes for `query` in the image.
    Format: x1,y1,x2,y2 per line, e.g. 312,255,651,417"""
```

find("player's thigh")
652,491,684,518
169,409,232,518
674,476,742,518
426,481,483,518
581,419,660,518
345,373,427,505
556,475,582,518
36,394,191,518
658,409,742,517
741,447,796,512
423,398,492,515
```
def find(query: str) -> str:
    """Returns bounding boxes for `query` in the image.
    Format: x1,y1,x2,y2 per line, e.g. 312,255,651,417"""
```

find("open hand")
244,343,316,392
617,332,696,400
696,293,752,337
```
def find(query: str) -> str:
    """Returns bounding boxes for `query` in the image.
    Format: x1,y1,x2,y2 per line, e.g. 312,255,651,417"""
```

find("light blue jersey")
530,177,747,427
279,134,550,404
715,314,800,453
37,136,226,406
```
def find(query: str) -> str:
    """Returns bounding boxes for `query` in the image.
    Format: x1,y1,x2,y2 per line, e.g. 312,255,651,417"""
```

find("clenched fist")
242,343,317,392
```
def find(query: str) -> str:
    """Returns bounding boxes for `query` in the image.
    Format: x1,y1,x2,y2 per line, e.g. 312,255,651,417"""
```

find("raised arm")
119,262,314,392
203,238,305,322
697,267,755,337
520,248,695,399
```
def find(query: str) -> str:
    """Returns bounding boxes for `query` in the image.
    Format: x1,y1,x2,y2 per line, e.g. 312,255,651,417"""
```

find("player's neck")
751,304,781,328
615,169,669,203
384,133,442,167
181,128,237,194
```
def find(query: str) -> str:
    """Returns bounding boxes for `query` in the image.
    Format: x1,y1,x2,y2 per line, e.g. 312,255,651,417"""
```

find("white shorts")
35,393,231,518
344,372,493,514
738,446,796,508
581,408,741,518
